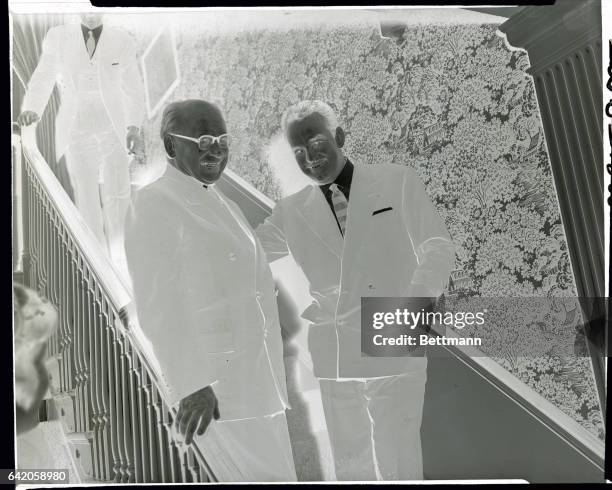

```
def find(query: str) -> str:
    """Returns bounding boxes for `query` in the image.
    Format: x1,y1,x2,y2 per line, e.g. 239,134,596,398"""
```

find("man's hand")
175,385,220,444
18,111,40,127
126,126,145,162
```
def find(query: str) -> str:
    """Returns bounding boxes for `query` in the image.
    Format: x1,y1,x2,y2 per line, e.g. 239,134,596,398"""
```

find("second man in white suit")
19,14,145,274
256,100,456,481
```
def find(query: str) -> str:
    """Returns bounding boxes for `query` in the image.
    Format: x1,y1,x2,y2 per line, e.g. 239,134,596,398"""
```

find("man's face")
171,108,229,186
286,112,344,185
81,14,104,29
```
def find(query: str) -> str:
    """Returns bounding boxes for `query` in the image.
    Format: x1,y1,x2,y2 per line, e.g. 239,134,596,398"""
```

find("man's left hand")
175,386,220,445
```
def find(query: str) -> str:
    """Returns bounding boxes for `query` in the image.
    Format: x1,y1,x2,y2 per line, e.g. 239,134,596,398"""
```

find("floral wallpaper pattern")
140,20,602,439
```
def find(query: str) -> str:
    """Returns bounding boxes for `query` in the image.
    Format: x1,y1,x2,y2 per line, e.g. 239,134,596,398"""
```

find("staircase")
14,126,215,483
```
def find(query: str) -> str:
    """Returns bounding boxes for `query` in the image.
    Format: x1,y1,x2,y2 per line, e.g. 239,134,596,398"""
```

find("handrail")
222,168,277,215
12,126,24,273
20,125,132,310
20,124,161,389
429,324,605,469
19,124,216,483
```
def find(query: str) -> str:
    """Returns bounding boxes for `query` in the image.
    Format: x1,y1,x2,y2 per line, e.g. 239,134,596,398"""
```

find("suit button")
228,253,237,261
368,284,375,290
256,290,262,300
337,319,345,326
333,287,340,294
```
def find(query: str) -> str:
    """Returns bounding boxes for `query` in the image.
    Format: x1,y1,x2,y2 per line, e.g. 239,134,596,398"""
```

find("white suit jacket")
125,164,289,421
21,23,145,161
256,162,456,379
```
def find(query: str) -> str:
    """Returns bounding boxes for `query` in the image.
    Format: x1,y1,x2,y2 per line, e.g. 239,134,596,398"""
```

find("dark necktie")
329,183,348,236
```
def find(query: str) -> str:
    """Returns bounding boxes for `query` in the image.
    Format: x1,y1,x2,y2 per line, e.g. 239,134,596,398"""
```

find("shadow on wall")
266,132,312,198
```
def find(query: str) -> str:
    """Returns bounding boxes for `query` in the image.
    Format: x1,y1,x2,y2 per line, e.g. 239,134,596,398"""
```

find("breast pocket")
105,62,121,81
370,205,399,232
372,206,393,216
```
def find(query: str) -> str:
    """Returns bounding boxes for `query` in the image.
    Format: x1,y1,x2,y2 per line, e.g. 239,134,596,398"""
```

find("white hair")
280,100,339,136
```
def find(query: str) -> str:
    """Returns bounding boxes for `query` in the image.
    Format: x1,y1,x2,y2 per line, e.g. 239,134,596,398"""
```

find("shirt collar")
163,162,213,191
320,157,354,195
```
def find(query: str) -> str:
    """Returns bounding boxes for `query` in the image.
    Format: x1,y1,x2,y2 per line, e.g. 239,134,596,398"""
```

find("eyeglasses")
169,133,230,151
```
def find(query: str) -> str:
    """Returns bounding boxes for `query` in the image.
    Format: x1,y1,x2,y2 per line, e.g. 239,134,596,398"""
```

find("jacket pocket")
372,206,393,216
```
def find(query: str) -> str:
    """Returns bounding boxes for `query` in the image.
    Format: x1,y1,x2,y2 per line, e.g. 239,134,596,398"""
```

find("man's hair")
159,99,223,140
280,100,339,136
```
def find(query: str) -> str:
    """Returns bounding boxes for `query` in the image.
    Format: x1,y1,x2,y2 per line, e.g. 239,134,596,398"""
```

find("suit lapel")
215,189,257,250
71,24,91,64
92,25,111,62
160,165,233,236
296,185,343,259
340,164,384,285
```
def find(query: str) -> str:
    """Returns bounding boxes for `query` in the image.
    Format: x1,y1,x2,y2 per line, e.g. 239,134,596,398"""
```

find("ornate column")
499,0,606,417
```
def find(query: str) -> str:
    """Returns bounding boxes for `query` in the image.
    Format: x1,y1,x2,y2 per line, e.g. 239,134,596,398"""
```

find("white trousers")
194,412,297,482
319,370,427,481
64,125,130,278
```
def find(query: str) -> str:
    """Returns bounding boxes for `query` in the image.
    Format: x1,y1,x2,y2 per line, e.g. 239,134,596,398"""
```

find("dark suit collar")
320,157,354,198
80,23,104,43
77,23,106,61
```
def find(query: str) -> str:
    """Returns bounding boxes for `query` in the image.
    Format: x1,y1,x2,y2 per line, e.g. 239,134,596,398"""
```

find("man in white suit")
256,100,455,481
18,13,145,272
124,100,296,482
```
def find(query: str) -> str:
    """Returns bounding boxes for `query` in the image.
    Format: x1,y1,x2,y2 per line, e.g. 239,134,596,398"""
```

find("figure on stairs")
18,13,146,279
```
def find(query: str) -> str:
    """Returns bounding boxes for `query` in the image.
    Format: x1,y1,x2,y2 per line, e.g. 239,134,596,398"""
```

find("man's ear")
163,135,176,159
335,127,345,149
